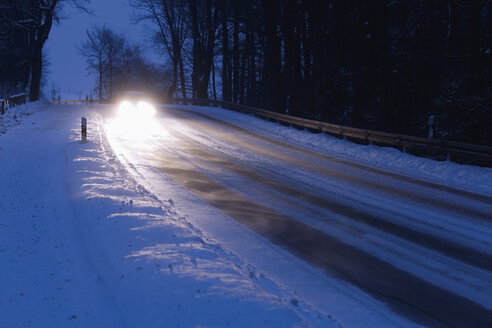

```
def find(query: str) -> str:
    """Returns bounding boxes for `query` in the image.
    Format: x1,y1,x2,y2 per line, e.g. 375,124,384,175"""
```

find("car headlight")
118,100,135,117
137,101,156,117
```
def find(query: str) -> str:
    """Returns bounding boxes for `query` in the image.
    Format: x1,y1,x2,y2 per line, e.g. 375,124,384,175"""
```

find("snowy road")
104,104,492,328
2,103,490,327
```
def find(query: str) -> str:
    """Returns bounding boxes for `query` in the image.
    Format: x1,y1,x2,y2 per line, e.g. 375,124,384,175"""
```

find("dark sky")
46,0,156,98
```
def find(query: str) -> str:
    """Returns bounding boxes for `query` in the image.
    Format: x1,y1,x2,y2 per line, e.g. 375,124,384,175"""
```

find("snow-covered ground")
1,102,491,327
0,104,333,327
0,101,44,135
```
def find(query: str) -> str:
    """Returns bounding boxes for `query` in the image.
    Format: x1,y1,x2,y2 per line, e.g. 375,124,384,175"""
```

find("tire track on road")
145,136,492,328
164,106,492,222
157,119,492,273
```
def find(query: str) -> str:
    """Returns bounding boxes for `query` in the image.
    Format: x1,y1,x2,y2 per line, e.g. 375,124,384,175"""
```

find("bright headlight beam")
137,101,156,117
114,100,158,137
118,100,136,118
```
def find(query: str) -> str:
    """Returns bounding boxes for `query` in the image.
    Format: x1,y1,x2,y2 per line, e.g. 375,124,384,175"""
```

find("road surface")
104,104,492,328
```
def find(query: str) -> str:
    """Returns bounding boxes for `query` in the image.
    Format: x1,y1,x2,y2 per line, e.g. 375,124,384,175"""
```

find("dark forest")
1,0,491,145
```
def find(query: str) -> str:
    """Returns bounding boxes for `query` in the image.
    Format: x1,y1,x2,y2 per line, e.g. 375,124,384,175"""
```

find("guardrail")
52,99,100,105
52,97,491,164
169,98,492,164
1,93,27,115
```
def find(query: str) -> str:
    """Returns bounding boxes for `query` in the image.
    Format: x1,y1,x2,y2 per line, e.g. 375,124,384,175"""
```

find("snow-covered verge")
0,104,120,327
0,100,46,135
167,105,492,195
0,103,331,327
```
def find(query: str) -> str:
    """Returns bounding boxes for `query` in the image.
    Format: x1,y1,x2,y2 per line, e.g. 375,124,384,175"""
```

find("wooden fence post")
81,117,87,142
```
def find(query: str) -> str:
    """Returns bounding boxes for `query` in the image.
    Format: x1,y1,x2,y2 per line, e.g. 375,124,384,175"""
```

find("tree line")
129,0,491,145
1,1,490,144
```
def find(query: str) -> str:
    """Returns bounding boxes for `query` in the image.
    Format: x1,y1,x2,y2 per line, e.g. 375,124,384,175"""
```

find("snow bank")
0,100,47,135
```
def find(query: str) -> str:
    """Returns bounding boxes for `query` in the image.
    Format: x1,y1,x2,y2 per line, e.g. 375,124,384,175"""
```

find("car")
117,90,156,119
119,90,150,103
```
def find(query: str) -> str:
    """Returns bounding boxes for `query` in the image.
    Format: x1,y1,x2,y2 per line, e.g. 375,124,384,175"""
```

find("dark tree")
130,0,188,98
0,0,90,101
262,0,281,112
78,26,109,101
133,0,492,145
78,25,169,100
187,0,220,99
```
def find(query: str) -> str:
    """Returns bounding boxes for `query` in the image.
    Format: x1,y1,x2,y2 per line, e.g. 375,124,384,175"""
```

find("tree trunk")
109,54,113,100
247,20,256,104
168,59,178,98
212,59,217,100
239,50,246,104
178,54,186,98
375,0,390,130
29,3,56,102
232,2,240,103
98,57,103,101
29,45,42,101
262,0,281,112
188,0,218,99
220,0,231,101
468,0,483,93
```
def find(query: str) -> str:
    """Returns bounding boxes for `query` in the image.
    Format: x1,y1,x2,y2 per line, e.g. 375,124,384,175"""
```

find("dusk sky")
46,0,157,98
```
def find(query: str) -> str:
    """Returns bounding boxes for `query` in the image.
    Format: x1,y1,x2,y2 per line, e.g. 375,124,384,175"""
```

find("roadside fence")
1,93,27,115
169,98,492,165
52,99,99,105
